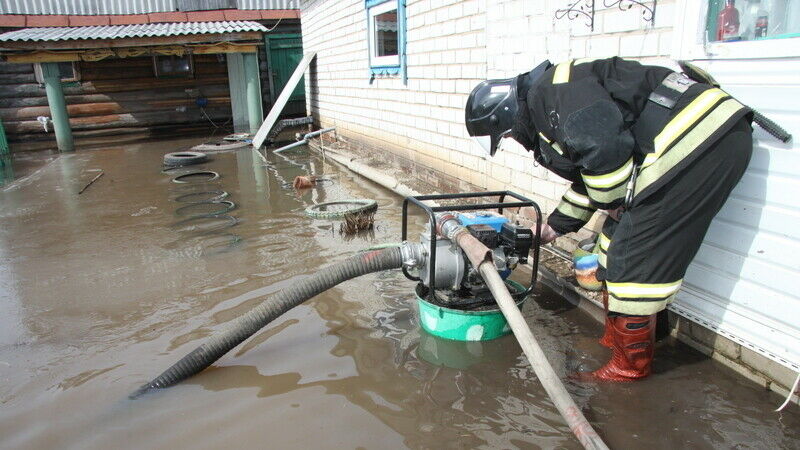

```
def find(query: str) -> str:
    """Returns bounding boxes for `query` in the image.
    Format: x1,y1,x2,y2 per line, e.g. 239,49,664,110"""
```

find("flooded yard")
0,138,798,449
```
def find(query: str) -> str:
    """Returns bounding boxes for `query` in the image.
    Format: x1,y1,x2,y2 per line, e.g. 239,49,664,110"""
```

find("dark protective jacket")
511,57,751,235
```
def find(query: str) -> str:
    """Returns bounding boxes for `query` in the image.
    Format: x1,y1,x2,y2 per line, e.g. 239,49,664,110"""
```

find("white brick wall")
300,0,679,228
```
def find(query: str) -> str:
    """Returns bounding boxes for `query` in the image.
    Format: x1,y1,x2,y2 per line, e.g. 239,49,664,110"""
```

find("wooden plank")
0,96,231,121
0,84,230,108
191,42,257,55
0,73,36,85
5,51,82,63
0,62,34,74
252,52,315,149
4,107,232,133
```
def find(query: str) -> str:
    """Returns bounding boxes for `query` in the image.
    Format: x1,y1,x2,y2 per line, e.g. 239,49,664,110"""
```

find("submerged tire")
174,190,229,203
305,199,378,219
174,200,236,217
164,151,208,167
172,171,220,184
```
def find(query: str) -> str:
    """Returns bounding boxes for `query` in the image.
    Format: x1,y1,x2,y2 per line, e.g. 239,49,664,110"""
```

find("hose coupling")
399,241,425,270
435,212,464,241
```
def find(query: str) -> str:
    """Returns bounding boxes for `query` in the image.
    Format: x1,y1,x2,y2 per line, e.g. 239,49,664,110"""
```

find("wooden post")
242,52,263,135
40,62,74,152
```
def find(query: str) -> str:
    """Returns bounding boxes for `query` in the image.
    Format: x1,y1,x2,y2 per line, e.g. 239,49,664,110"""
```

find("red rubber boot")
599,290,613,348
591,314,656,382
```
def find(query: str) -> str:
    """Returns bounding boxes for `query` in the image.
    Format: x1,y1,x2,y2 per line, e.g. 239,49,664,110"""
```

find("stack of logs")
0,54,233,151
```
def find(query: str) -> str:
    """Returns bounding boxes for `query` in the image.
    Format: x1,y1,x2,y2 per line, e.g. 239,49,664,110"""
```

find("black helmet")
465,60,552,156
465,78,517,156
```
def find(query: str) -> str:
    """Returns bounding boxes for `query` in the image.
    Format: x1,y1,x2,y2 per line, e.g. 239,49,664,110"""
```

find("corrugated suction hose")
131,247,406,399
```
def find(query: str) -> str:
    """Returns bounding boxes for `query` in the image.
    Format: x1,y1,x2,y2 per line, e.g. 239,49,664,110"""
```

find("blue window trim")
365,0,407,85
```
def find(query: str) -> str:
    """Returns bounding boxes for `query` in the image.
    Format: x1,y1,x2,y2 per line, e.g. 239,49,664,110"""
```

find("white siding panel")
671,57,800,372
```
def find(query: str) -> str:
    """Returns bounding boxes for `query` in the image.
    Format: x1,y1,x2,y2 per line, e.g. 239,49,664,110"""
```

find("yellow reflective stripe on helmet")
643,88,729,167
607,279,683,299
581,158,634,189
607,295,673,315
556,199,595,222
585,183,627,204
552,60,572,84
563,188,592,208
551,142,565,155
538,132,551,143
599,233,611,251
635,98,746,197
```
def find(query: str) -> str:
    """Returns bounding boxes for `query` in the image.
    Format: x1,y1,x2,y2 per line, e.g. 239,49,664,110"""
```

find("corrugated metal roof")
0,0,298,15
0,21,267,42
0,1,176,15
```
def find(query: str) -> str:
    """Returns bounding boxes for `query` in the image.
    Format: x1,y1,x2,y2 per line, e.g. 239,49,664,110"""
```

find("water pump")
401,191,542,341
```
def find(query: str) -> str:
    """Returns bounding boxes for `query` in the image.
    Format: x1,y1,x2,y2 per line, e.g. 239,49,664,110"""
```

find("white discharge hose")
434,212,608,449
478,262,609,450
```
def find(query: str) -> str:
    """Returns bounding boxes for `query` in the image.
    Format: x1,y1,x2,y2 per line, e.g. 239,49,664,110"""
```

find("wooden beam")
191,42,257,55
0,32,263,50
253,52,316,149
5,51,81,63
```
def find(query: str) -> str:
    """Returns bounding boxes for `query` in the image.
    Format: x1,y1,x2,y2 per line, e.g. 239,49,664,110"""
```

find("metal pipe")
273,139,308,154
273,128,337,154
302,127,336,140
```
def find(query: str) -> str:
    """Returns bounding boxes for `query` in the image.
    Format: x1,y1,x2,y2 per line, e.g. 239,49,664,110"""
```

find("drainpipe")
40,62,74,152
243,52,264,135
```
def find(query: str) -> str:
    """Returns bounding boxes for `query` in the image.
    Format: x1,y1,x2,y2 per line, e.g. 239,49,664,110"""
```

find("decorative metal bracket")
555,0,596,31
603,0,657,24
554,0,657,32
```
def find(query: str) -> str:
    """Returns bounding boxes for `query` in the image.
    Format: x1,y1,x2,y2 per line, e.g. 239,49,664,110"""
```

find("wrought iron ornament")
554,0,656,31
555,0,595,31
604,0,656,23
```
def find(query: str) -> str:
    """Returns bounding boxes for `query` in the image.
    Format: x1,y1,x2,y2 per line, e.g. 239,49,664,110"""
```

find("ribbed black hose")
131,247,404,399
753,111,792,143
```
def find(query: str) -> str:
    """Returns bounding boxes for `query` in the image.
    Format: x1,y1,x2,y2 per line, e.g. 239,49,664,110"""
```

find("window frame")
368,0,400,67
152,54,195,78
365,0,407,83
34,61,80,84
672,0,800,60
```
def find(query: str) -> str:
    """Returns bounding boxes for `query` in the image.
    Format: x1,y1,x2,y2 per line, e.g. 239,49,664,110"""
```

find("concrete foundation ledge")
307,136,799,406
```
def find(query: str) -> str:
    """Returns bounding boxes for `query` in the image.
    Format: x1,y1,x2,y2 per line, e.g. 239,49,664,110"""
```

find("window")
366,0,406,81
369,1,399,66
707,0,800,42
153,54,194,78
34,62,80,84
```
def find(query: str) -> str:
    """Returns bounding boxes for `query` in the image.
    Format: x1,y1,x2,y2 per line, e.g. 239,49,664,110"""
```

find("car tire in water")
163,151,208,167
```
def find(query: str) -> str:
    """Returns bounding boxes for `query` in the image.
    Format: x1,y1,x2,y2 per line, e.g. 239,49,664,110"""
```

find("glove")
605,206,624,222
535,223,561,245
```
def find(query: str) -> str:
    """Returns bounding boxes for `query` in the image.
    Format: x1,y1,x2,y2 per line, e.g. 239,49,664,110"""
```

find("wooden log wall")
0,54,233,151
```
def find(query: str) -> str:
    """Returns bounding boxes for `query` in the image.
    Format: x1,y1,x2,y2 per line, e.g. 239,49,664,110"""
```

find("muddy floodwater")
1,138,798,449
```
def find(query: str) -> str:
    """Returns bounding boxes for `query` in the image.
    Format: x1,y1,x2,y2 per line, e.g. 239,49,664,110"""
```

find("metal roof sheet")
0,0,297,15
0,21,267,42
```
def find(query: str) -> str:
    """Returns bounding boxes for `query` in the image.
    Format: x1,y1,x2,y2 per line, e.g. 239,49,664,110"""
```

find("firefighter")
465,57,753,381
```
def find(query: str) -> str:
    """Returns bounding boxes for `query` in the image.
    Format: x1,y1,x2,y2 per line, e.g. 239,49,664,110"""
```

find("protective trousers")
597,118,753,315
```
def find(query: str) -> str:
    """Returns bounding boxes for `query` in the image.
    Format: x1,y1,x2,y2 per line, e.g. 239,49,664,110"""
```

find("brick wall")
300,0,488,190
299,0,677,232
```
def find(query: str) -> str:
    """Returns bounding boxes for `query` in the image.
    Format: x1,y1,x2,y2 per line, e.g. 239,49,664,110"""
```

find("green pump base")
415,280,526,342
